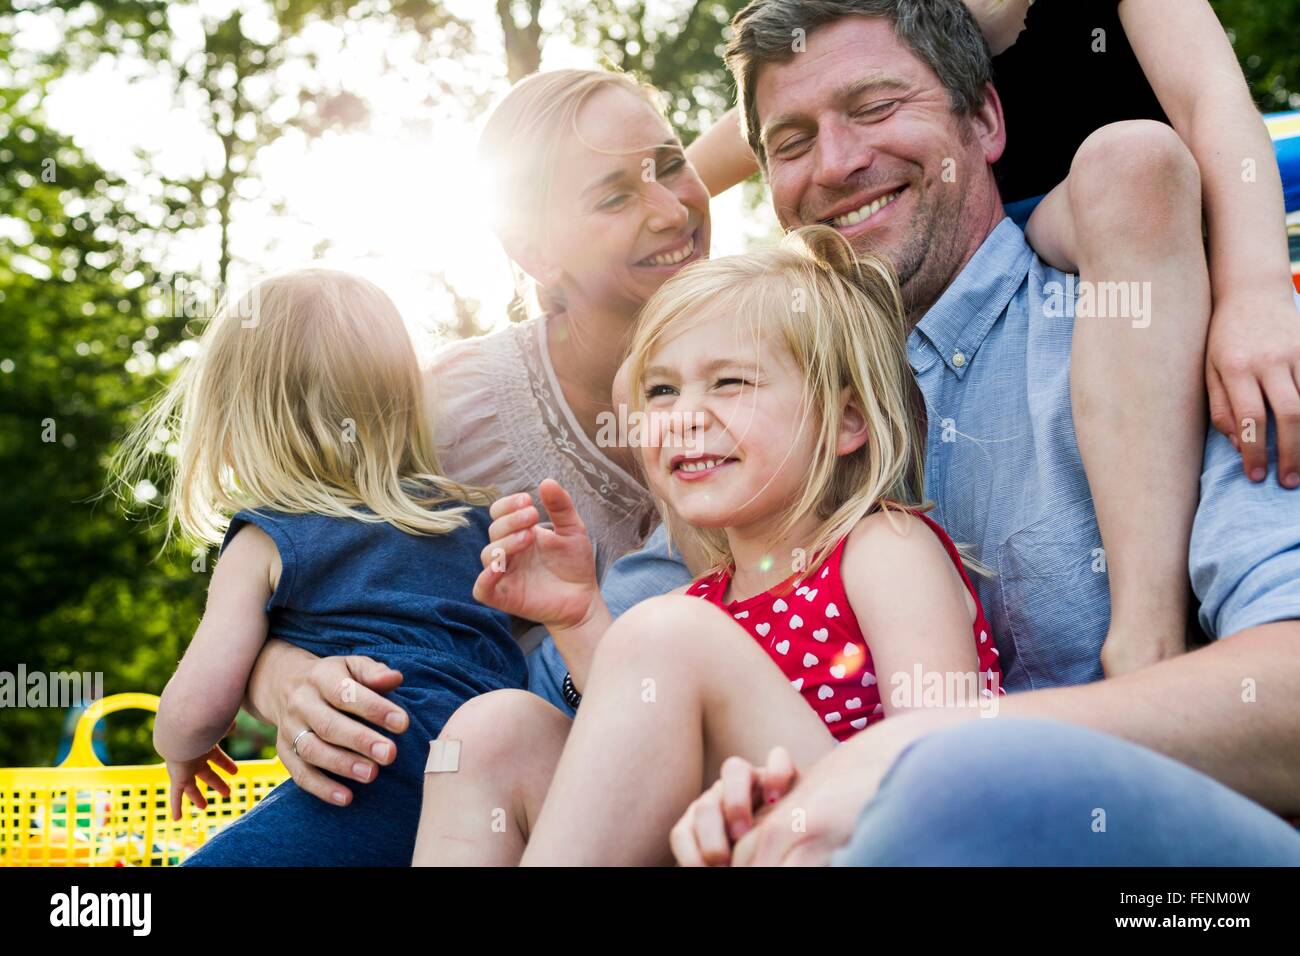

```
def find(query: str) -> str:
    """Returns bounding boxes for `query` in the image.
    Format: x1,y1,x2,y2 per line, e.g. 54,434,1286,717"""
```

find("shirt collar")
909,217,1037,379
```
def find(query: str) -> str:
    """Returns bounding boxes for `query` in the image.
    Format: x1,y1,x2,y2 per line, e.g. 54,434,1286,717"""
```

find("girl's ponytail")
781,224,906,323
783,223,861,284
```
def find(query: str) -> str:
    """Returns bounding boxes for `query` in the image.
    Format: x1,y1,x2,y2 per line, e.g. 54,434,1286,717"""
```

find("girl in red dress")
415,224,1003,866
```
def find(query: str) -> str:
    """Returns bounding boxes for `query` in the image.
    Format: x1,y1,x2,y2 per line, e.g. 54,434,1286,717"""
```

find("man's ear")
971,81,1007,167
501,229,562,288
836,388,870,457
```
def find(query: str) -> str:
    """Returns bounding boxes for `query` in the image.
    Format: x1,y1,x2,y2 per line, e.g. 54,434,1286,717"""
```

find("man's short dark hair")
725,0,993,167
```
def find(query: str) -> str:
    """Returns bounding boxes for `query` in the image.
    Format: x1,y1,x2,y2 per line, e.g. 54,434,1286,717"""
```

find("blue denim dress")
185,502,525,866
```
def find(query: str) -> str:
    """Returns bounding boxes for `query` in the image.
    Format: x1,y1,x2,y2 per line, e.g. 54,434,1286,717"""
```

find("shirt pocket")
995,505,1108,689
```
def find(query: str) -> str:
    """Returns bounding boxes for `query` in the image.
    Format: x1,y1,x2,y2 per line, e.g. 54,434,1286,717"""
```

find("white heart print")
824,712,841,723
789,614,804,629
843,643,860,657
791,677,804,691
850,717,868,730
829,664,846,679
755,622,771,637
774,640,789,655
796,586,809,596
812,628,829,642
821,567,829,579
861,672,877,687
825,603,840,618
817,685,834,700
845,697,862,710
802,653,819,668
773,598,788,613
735,611,749,620
979,629,987,643
803,588,818,602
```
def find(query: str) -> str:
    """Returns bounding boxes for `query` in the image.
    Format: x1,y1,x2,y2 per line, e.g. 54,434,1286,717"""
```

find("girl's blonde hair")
626,224,931,578
477,67,666,316
112,269,491,548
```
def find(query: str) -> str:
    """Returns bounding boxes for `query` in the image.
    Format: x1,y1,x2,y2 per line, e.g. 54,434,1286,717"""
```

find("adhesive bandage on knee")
424,739,461,773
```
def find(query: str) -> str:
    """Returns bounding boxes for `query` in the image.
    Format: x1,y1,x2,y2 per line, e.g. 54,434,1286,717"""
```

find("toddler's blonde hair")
627,224,930,577
113,269,490,547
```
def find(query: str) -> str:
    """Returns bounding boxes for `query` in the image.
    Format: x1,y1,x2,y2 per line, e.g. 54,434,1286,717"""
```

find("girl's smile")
670,452,740,482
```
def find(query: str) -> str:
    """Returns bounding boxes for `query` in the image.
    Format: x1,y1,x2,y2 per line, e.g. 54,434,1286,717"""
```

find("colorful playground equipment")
1265,111,1300,292
0,693,288,867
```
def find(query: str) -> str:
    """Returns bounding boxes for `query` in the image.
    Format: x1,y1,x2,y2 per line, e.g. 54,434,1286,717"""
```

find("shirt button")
952,351,967,368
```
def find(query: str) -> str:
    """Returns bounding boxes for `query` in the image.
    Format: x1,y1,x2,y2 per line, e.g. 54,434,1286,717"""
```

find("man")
703,0,1300,864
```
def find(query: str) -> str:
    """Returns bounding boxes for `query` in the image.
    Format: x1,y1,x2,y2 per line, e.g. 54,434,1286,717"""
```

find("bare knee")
1068,121,1201,237
594,595,733,666
437,688,567,768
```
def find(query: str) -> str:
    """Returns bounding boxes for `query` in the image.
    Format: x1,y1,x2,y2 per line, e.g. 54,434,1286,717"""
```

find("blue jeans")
831,718,1300,865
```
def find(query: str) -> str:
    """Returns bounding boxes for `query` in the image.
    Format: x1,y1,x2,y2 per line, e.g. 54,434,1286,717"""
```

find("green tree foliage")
0,78,205,766
1212,0,1300,110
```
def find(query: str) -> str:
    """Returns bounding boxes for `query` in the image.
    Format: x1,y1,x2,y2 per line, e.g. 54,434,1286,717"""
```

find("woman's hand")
272,652,410,806
473,479,600,631
670,748,799,866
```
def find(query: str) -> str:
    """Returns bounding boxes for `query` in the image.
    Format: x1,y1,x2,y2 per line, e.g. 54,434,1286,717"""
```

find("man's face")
754,16,1003,316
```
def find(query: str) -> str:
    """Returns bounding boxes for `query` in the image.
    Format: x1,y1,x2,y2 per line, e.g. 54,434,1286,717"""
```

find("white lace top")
429,313,657,584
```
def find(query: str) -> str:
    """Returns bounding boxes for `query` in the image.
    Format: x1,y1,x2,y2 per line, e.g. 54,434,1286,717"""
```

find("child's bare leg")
1028,120,1210,674
413,689,570,866
520,595,836,866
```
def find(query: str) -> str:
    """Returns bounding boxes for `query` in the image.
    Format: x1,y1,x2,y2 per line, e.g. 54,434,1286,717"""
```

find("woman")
184,68,712,865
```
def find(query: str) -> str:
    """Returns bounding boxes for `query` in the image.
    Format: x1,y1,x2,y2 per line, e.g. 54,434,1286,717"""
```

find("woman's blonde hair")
112,269,491,548
477,67,666,316
626,224,931,578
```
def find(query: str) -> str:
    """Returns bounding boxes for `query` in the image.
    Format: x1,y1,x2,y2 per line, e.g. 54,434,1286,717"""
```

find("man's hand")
1206,293,1300,488
670,748,799,867
733,710,977,866
274,654,409,806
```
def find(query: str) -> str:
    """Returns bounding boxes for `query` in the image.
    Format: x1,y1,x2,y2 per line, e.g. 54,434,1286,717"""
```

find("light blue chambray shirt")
528,217,1300,702
911,217,1300,690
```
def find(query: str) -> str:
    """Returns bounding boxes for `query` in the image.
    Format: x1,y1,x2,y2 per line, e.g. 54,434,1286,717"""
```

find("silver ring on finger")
291,728,316,757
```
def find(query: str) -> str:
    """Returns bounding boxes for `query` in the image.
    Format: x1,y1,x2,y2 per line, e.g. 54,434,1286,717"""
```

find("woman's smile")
633,225,706,272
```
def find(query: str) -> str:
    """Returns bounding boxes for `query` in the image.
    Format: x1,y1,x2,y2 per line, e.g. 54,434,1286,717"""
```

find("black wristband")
561,671,582,710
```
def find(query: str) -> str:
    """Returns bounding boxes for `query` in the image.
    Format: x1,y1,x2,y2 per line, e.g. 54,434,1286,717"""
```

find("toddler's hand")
472,479,600,631
1206,294,1300,489
670,747,799,867
166,743,238,821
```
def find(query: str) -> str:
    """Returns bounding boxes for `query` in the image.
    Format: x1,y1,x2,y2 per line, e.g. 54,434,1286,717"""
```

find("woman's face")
539,86,712,316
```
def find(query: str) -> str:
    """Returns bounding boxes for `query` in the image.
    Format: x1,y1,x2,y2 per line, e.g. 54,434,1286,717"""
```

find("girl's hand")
473,479,600,631
165,735,238,821
1207,292,1300,489
669,748,799,867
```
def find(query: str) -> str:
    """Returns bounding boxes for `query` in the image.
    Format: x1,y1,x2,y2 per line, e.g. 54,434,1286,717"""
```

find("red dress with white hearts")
685,511,1004,742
